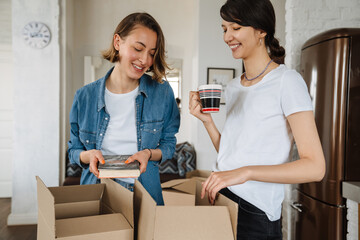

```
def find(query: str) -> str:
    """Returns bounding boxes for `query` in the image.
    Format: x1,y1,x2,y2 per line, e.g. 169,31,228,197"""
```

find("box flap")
56,213,132,238
134,180,157,240
154,206,234,240
55,200,100,219
162,189,195,206
161,179,190,189
49,183,104,204
195,180,212,206
186,170,211,179
101,178,134,227
172,179,196,195
216,194,238,240
161,179,196,195
36,176,56,238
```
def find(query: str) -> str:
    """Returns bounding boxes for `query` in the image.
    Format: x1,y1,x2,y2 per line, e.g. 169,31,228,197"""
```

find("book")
98,155,140,178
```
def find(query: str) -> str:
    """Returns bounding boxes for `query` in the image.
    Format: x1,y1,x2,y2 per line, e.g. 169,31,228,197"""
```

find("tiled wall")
285,0,360,71
346,199,359,240
283,0,360,239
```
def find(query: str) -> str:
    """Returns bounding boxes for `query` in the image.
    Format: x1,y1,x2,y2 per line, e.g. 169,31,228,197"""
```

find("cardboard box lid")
101,178,134,227
215,194,238,240
36,176,56,235
193,180,238,239
161,179,196,195
154,206,234,240
134,180,157,240
49,183,105,204
186,170,211,179
162,189,195,206
55,201,100,219
55,213,132,238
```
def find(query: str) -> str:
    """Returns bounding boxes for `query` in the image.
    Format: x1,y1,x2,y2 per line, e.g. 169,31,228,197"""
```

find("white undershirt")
101,86,139,183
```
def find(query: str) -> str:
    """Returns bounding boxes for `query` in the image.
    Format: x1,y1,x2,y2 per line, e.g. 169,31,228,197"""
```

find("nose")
223,29,233,44
139,52,149,66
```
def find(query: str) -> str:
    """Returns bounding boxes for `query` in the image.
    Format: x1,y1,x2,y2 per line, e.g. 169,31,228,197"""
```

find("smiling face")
114,24,157,81
222,20,265,60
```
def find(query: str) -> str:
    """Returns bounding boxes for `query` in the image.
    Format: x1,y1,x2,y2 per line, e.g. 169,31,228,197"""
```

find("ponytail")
266,36,285,64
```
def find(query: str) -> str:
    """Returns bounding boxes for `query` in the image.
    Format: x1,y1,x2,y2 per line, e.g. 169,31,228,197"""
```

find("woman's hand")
189,91,212,123
125,149,151,174
201,169,250,204
80,150,105,178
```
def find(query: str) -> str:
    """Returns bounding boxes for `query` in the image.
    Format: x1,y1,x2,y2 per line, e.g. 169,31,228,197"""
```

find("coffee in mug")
198,84,222,113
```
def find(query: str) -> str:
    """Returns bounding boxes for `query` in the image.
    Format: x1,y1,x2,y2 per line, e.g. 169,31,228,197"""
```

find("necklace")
244,59,273,81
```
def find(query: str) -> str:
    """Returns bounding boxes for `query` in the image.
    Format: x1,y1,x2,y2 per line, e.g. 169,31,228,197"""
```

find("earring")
260,39,262,45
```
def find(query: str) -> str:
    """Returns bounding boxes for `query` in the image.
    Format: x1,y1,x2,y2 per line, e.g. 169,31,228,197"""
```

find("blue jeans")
113,178,134,192
219,188,282,240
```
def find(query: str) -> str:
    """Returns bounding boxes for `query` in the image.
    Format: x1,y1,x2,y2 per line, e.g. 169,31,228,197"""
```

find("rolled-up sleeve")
157,84,180,162
67,91,89,169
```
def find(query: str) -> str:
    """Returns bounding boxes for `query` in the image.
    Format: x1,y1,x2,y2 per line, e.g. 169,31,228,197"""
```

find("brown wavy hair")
102,12,169,83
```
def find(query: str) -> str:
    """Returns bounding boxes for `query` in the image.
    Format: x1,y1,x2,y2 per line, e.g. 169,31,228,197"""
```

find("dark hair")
220,0,285,64
102,12,168,83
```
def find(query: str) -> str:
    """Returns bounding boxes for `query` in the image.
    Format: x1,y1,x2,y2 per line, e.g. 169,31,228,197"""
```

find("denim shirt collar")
97,66,151,112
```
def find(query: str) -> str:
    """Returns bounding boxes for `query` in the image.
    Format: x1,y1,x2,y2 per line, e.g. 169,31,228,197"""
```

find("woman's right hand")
80,150,105,178
189,91,212,123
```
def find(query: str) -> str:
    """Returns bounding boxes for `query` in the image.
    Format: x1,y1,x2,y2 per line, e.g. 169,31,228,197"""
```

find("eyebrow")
221,22,236,28
136,41,156,51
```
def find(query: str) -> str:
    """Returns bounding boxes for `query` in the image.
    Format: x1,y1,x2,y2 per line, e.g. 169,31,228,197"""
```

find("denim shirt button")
100,133,103,136
105,117,108,120
139,139,141,142
86,140,89,143
153,129,156,131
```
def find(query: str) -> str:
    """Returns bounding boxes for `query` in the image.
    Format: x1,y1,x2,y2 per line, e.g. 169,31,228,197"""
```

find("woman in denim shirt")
68,12,180,205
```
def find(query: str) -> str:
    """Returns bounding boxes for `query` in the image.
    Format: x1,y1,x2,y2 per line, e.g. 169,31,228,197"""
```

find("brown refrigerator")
292,28,360,240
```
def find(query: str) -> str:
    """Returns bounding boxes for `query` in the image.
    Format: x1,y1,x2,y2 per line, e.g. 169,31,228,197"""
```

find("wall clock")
23,22,51,49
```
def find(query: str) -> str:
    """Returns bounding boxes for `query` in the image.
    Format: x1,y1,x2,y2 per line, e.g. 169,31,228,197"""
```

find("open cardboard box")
161,179,196,206
185,169,212,180
136,178,238,240
36,176,134,240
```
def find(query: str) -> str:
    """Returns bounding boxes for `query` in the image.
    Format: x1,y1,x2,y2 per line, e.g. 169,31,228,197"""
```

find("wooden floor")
0,198,37,240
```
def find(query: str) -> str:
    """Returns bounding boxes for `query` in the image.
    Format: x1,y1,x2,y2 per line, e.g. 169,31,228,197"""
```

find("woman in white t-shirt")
189,0,325,239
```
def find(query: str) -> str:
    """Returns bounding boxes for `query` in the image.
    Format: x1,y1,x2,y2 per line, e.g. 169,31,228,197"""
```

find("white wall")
8,0,60,225
194,0,242,171
0,0,13,198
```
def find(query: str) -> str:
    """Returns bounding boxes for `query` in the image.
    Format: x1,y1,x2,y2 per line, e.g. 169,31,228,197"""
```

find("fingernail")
125,160,129,164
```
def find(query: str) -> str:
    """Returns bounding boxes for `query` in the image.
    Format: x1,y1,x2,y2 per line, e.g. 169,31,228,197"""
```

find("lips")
229,43,241,51
132,63,145,72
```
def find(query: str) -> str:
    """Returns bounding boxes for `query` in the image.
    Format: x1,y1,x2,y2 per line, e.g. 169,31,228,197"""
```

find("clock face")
23,22,51,49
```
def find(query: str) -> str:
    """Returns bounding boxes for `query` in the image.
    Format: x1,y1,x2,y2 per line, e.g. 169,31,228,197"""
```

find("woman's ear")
257,29,267,40
113,34,121,51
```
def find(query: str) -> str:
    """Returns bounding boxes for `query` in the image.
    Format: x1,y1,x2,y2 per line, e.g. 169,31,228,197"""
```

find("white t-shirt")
101,86,139,184
214,64,313,221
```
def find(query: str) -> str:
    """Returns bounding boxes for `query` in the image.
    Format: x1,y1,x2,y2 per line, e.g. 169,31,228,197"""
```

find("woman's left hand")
125,149,151,174
201,169,250,204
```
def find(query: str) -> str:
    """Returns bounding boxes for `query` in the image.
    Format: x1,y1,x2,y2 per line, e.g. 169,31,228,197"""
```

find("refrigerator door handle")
291,202,303,212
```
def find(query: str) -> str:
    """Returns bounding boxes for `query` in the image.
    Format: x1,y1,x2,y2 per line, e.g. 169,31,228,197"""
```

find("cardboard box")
185,169,212,181
135,179,238,240
36,176,134,240
161,179,196,206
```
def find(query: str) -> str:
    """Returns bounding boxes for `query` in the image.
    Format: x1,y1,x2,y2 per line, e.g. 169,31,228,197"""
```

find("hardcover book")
98,155,140,178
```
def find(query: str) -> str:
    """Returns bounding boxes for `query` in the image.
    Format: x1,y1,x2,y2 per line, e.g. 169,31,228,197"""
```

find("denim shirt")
68,67,180,205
